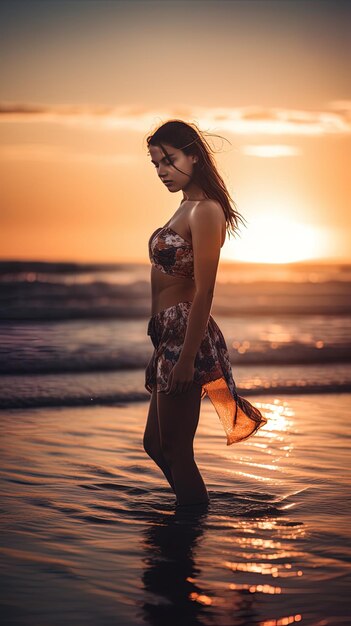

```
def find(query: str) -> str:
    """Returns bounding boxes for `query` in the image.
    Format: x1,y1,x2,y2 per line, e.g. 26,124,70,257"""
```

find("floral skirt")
145,300,267,445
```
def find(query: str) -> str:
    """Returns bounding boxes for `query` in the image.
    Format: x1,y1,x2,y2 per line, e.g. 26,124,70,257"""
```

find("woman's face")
148,143,197,193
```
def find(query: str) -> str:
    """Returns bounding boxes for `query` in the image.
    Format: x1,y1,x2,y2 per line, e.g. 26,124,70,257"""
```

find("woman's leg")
143,387,176,494
157,382,209,506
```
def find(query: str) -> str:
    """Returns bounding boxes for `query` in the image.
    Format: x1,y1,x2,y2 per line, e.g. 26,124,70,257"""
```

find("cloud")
0,102,350,136
241,144,301,158
328,99,351,113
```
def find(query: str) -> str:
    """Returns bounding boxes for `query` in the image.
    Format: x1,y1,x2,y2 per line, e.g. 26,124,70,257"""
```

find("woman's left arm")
179,201,224,363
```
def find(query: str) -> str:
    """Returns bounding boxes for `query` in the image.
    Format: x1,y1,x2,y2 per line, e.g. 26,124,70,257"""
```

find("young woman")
143,120,267,508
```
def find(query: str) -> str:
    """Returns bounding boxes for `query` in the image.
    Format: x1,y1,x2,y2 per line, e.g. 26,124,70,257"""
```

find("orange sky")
0,0,350,264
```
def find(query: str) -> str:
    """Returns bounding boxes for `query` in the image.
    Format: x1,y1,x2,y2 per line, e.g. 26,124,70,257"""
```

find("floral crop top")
148,201,204,280
148,224,195,280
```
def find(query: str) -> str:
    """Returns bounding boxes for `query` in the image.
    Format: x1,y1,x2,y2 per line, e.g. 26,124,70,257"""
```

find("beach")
1,393,350,626
1,259,351,625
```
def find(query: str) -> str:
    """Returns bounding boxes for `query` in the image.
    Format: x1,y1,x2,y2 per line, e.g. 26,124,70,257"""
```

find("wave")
1,260,351,320
1,382,351,410
1,342,351,375
1,287,351,320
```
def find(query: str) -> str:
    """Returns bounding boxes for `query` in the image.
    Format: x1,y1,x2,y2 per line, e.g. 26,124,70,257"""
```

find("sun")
221,215,325,264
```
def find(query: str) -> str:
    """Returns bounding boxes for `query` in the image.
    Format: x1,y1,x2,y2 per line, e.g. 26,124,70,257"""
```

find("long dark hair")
145,119,247,240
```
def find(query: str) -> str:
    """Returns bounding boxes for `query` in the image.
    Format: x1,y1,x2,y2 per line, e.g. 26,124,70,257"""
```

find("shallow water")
1,393,350,625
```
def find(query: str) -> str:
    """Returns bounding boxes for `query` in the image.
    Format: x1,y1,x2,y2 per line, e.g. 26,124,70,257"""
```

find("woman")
143,120,267,508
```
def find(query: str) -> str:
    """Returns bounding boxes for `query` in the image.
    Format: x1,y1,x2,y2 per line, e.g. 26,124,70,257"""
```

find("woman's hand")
165,358,195,395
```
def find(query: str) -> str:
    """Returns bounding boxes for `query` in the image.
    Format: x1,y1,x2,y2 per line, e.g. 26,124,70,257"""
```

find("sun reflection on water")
224,560,303,578
189,592,213,605
259,616,302,625
254,399,295,435
229,582,282,594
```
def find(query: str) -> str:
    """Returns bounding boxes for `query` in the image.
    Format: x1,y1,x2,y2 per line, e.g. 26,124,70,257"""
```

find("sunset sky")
0,0,350,264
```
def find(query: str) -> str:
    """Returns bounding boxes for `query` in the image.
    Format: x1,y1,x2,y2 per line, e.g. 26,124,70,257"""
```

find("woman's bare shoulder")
191,199,226,223
189,199,226,246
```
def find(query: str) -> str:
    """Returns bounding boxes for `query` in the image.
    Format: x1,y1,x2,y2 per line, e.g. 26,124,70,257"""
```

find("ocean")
1,260,351,408
0,259,350,625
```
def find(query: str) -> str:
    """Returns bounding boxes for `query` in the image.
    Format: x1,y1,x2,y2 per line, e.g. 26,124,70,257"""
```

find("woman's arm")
179,200,224,363
179,291,214,362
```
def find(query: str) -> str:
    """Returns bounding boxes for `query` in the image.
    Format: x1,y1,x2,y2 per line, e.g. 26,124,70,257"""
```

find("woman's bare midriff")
150,266,196,316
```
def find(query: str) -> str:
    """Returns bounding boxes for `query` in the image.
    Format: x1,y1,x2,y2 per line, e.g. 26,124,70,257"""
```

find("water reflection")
138,493,307,625
139,504,263,625
140,505,211,625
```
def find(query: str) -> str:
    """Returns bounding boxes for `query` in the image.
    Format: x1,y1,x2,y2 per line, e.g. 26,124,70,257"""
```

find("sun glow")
222,215,326,264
